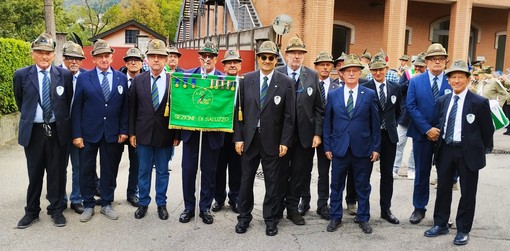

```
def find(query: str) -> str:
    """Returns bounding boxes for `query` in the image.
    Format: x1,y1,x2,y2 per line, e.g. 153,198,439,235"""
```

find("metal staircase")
175,0,201,43
225,0,262,31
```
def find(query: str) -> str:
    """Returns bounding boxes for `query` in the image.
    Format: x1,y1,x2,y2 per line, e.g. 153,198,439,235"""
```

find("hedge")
0,38,32,116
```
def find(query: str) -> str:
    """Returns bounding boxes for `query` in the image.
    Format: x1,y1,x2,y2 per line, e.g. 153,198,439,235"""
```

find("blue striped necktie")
379,84,386,129
319,81,326,104
346,90,354,118
260,76,268,108
445,95,459,144
40,70,52,123
432,76,439,99
151,75,161,109
101,71,111,101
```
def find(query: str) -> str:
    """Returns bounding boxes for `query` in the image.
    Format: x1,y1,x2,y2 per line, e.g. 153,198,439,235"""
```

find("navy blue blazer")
406,71,452,141
434,91,494,171
13,65,73,147
179,67,225,150
323,85,381,158
71,67,128,143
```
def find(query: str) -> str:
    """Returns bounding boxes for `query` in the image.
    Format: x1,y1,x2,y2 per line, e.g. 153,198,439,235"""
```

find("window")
125,30,140,44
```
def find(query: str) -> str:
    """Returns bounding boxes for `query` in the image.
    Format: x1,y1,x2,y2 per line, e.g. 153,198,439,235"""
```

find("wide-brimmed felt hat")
63,42,85,59
31,33,55,52
222,49,242,63
425,43,448,58
369,53,388,70
146,39,168,56
123,47,143,61
91,39,114,56
198,41,218,55
256,41,279,56
399,55,410,61
340,54,364,71
166,45,182,57
412,52,427,67
445,59,471,77
285,37,307,53
314,51,334,65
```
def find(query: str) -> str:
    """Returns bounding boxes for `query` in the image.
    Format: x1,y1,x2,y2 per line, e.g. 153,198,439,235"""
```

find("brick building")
178,0,510,72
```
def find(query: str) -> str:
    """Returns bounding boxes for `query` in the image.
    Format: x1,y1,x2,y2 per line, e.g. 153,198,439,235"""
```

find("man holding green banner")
175,41,227,225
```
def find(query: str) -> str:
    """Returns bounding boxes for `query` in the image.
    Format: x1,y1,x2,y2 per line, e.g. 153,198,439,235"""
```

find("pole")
194,130,203,229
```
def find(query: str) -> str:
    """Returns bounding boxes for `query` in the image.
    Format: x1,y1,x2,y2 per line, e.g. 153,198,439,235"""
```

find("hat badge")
153,41,161,49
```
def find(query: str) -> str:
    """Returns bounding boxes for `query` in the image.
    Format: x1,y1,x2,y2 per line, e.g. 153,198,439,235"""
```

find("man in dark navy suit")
14,33,73,228
72,39,128,222
300,51,339,220
234,41,295,236
212,49,243,214
60,41,87,215
323,54,380,234
179,41,224,225
275,37,324,225
363,53,402,224
406,43,452,224
424,60,494,246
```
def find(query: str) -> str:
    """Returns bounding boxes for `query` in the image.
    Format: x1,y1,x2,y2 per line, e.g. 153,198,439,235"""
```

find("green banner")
168,72,238,132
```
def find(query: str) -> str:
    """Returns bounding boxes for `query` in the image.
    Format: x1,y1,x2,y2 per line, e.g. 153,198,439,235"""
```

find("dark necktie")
432,76,439,99
128,78,133,90
445,95,459,144
151,75,160,109
319,81,326,104
260,76,268,108
291,72,299,90
40,70,52,123
101,71,111,101
379,83,386,129
347,90,354,118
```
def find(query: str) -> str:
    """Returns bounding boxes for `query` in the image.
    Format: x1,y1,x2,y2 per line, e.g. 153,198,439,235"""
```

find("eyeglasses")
260,55,275,61
125,58,142,63
428,57,446,62
65,57,82,62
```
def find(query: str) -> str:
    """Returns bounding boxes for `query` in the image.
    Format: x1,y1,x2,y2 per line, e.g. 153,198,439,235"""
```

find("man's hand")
129,136,136,148
235,142,244,155
173,139,181,146
370,151,380,162
73,137,84,148
118,134,128,143
325,151,333,160
312,135,322,148
426,127,440,142
279,145,288,157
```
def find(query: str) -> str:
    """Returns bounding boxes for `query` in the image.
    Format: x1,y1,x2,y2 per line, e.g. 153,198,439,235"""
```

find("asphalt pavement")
1,130,510,250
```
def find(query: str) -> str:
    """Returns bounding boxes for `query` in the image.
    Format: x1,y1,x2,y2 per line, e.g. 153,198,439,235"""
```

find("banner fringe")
168,125,233,133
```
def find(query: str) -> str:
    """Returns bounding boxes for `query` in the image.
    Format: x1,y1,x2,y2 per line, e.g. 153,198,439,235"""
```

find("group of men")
14,32,496,245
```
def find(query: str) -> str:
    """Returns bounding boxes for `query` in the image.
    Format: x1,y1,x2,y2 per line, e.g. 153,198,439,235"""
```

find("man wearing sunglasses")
234,41,295,236
179,41,224,225
275,37,324,225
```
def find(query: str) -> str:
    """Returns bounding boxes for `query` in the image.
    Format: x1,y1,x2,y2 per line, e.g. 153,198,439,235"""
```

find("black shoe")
266,225,278,236
235,221,249,234
134,206,148,219
326,218,342,232
179,209,195,223
199,210,214,224
157,206,169,220
453,232,469,245
354,217,360,223
298,202,310,216
70,203,85,214
50,213,66,227
317,205,331,220
381,209,400,224
287,210,305,225
503,130,510,135
409,209,426,224
359,221,373,234
211,202,224,212
127,196,139,207
229,202,238,214
17,214,39,229
424,225,449,237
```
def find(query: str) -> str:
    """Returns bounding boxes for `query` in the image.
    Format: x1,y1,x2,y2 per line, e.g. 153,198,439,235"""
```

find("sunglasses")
260,55,275,61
